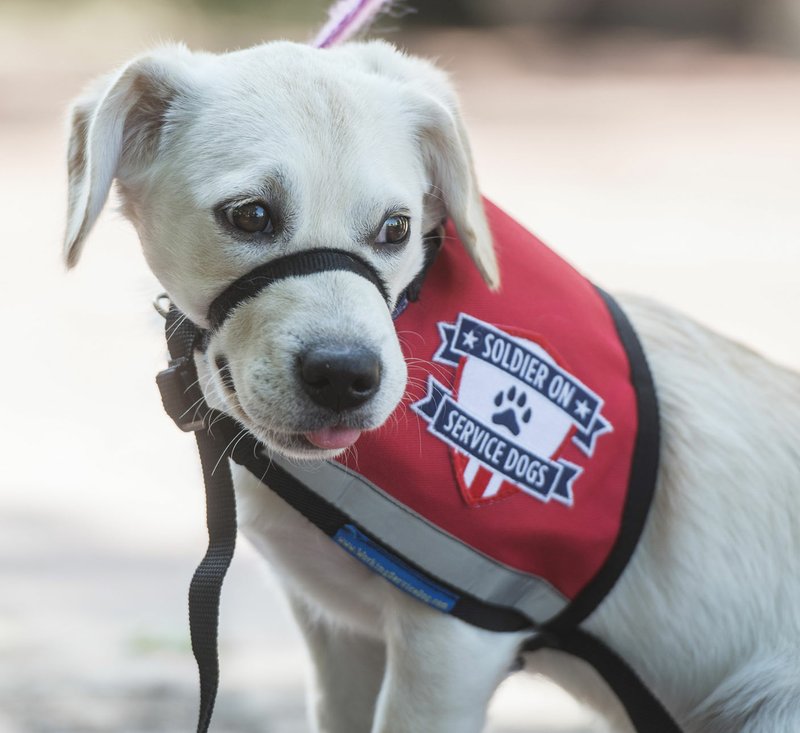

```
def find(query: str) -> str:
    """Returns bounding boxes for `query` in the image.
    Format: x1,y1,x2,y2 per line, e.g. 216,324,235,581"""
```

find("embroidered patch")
412,313,612,507
334,525,459,612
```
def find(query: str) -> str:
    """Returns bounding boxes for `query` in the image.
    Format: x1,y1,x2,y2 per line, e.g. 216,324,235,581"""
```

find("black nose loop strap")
207,248,391,331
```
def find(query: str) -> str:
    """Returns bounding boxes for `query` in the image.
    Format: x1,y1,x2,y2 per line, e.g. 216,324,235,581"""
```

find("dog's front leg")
372,595,527,733
289,595,386,733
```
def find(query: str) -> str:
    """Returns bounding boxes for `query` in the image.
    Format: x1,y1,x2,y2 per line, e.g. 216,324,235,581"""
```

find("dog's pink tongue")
304,426,362,450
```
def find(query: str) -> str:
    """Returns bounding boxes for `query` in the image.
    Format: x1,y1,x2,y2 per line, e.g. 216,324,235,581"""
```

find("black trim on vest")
544,288,661,633
522,629,681,732
525,291,679,732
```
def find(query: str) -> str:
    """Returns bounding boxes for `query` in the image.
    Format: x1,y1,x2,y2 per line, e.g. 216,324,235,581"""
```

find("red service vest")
275,200,659,628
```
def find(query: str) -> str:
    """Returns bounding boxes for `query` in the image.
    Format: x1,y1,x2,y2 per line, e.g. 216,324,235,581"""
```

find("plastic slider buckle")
156,356,207,432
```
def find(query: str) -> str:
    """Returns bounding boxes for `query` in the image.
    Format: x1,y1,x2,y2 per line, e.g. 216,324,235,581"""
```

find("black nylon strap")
158,306,237,733
545,288,661,631
522,629,683,732
207,248,390,330
189,427,237,733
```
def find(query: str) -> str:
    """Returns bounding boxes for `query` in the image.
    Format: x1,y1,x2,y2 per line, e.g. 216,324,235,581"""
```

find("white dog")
64,40,800,732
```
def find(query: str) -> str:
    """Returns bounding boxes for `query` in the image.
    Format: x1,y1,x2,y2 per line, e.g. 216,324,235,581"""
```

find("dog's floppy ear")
415,96,499,290
345,42,499,289
63,45,192,268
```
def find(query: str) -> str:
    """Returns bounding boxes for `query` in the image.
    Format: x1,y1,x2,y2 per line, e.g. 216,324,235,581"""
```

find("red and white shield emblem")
412,314,612,508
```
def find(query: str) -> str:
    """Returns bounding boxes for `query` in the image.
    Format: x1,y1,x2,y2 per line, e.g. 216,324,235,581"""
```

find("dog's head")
64,40,498,459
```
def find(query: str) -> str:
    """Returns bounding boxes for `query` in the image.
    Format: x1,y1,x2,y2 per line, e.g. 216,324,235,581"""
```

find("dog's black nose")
298,344,381,412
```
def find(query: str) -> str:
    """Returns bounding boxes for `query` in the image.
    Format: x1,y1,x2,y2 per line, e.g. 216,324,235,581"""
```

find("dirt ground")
1,3,799,732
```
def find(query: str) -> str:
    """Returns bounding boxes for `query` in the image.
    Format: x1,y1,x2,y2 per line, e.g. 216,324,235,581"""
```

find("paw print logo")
491,385,532,437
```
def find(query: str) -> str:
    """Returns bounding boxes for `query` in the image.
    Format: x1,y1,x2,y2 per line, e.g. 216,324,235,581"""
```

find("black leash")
157,307,236,733
189,427,237,732
154,234,683,733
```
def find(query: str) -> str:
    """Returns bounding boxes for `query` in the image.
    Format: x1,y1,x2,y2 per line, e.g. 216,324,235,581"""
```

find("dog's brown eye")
226,201,274,234
375,215,410,246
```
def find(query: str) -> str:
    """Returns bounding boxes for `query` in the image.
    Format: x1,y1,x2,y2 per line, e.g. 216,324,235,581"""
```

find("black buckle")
156,356,207,432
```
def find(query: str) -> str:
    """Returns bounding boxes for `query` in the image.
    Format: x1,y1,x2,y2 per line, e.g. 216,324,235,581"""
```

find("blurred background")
1,1,799,731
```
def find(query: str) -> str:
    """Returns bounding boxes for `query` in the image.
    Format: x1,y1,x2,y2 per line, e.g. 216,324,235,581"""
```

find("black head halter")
207,248,391,331
187,230,443,353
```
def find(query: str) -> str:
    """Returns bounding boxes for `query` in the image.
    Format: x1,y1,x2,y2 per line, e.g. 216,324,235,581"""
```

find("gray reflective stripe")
272,456,568,624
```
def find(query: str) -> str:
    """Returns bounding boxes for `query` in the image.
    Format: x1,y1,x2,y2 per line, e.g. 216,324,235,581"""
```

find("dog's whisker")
164,311,190,340
402,356,453,385
210,427,249,476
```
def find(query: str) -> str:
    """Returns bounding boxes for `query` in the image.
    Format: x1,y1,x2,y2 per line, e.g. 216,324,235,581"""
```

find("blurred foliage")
187,0,330,21
3,0,477,25
5,0,799,50
184,0,478,25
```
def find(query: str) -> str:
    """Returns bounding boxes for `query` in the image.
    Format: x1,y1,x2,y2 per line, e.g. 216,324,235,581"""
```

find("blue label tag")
333,525,459,613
